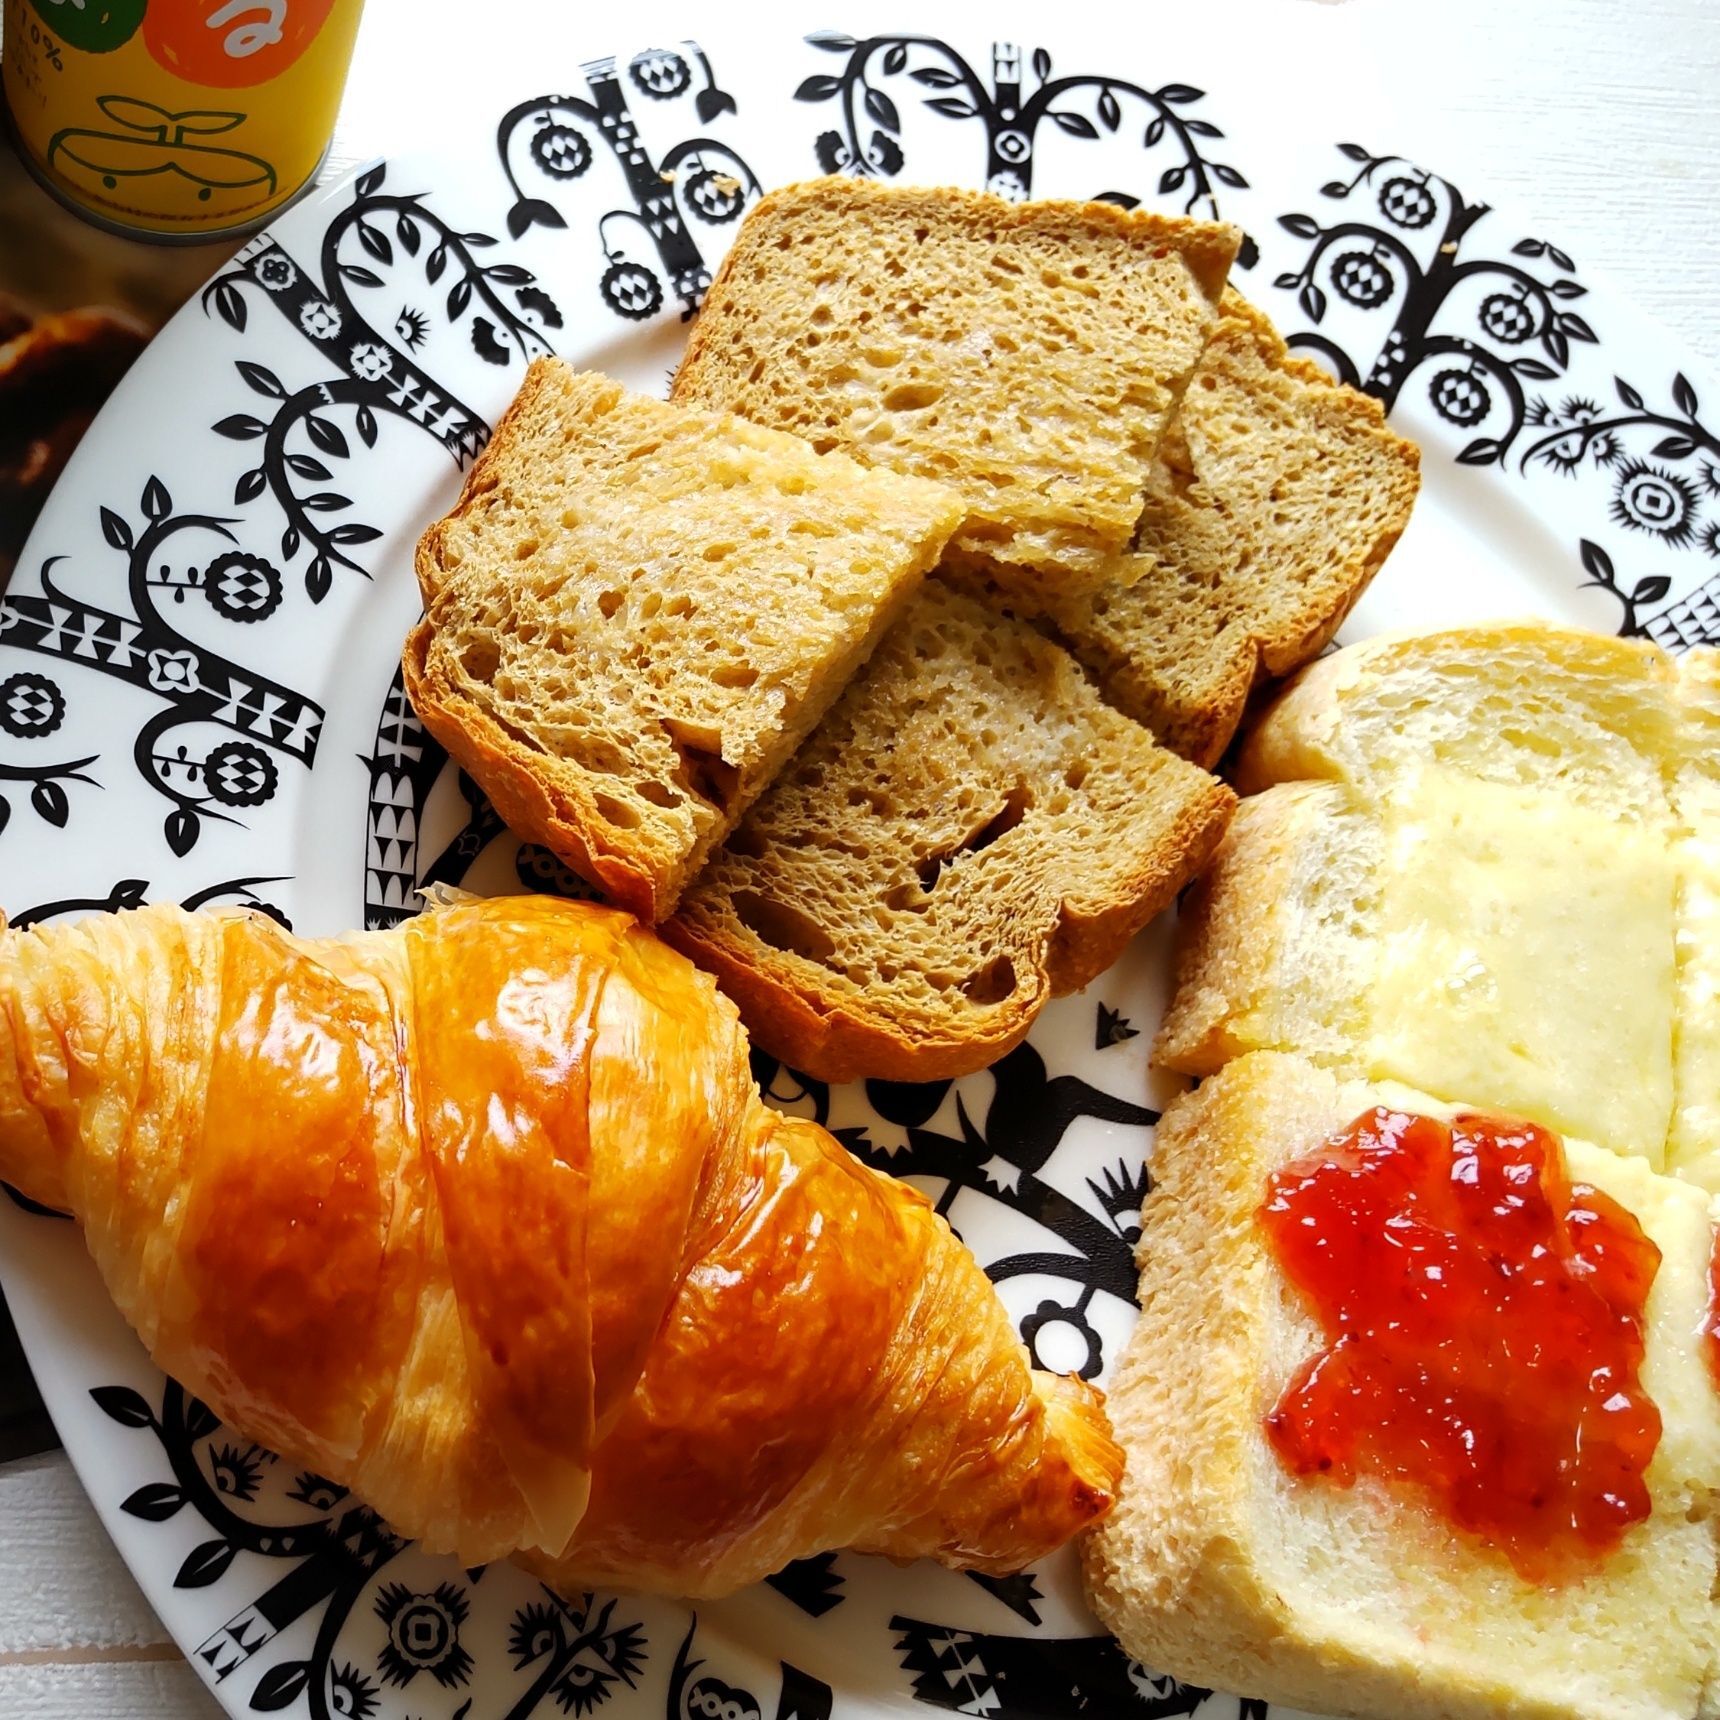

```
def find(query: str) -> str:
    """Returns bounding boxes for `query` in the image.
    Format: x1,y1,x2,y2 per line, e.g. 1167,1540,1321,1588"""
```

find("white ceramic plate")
3,18,1717,1720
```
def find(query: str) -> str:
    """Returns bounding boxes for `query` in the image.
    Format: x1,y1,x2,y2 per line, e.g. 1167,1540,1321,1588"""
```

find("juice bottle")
3,0,365,241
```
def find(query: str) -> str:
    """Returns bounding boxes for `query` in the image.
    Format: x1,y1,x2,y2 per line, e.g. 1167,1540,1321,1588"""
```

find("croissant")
0,893,1120,1595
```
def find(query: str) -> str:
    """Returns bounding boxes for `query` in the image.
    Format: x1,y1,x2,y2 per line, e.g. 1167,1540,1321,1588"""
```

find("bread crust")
1152,780,1341,1074
401,617,663,920
1235,620,1677,797
661,913,1045,1085
409,363,670,919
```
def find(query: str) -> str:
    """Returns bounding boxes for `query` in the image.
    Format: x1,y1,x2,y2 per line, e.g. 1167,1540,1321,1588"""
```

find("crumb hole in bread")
733,891,837,965
882,382,943,412
459,638,500,683
863,345,903,369
638,781,679,809
712,661,759,689
914,783,1033,893
726,823,767,859
514,539,538,561
1065,762,1089,790
962,955,1016,1005
593,792,640,830
664,718,740,810
703,542,736,561
597,589,624,619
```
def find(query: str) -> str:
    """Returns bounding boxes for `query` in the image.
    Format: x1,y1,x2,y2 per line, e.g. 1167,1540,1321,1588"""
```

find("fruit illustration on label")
46,93,275,216
142,0,340,89
26,0,147,54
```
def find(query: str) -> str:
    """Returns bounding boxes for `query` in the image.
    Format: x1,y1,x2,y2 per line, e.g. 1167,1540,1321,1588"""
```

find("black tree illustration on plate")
1516,372,1720,647
752,1039,1156,1374
666,1617,833,1720
8,873,289,933
796,32,1246,216
200,160,559,602
0,476,323,856
90,1375,653,1720
1273,144,1596,465
496,44,759,321
892,1616,1221,1719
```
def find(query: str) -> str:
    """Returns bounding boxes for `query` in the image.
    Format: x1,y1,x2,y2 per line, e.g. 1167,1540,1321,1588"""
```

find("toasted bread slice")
666,582,1234,1082
952,293,1420,766
671,178,1238,596
1671,649,1720,1186
1159,622,1700,1165
1236,621,1677,821
1157,774,1679,1166
1083,1050,1720,1720
404,361,963,921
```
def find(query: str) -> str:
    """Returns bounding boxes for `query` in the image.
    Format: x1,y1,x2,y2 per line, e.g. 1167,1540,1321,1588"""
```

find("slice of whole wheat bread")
947,293,1421,767
404,360,964,921
670,177,1239,596
666,581,1235,1082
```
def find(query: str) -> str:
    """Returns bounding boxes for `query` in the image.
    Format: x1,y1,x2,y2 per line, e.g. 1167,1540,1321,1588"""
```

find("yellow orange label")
3,0,364,235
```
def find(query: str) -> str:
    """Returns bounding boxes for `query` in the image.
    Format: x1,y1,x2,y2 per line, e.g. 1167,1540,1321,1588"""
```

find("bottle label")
4,0,365,237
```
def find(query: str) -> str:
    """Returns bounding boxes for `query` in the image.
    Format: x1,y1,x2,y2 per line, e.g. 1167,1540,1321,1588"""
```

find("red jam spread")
1259,1107,1662,1580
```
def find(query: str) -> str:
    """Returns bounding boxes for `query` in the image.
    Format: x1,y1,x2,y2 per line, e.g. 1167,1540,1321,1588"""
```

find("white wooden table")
1,0,1715,1712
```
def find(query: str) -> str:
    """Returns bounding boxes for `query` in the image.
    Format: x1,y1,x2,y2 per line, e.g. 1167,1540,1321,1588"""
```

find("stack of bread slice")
944,291,1422,766
405,365,964,922
1087,622,1720,1720
405,176,1421,1079
668,581,1234,1081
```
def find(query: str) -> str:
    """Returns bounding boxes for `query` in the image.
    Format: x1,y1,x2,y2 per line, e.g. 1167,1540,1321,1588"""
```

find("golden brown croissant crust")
0,894,1119,1595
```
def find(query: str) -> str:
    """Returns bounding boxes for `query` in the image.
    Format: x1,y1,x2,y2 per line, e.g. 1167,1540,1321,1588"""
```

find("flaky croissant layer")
0,895,1119,1594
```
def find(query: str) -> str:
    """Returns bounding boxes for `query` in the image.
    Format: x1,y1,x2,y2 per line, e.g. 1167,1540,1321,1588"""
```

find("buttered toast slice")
667,582,1234,1082
672,178,1239,596
1158,775,1679,1165
1158,623,1720,1176
1083,1051,1720,1720
952,293,1421,767
1670,650,1720,1184
405,361,963,921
